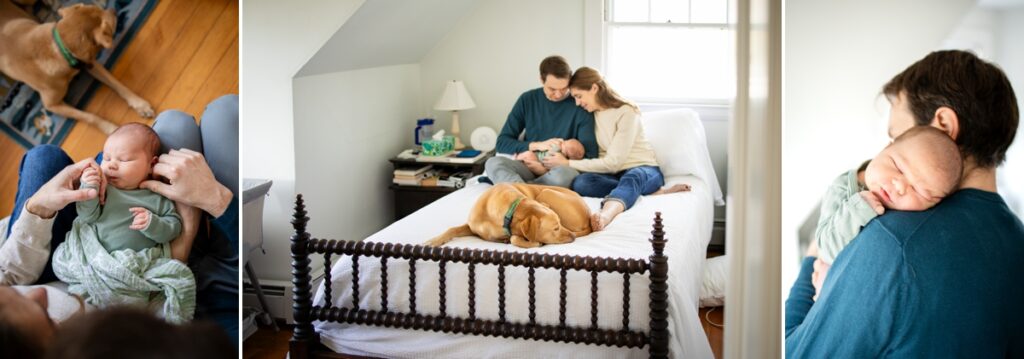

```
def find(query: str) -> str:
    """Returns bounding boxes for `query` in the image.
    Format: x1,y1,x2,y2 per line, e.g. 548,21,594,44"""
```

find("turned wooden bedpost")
290,195,314,358
648,212,670,359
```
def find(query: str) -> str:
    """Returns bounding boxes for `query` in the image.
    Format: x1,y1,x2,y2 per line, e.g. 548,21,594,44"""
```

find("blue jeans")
571,166,665,210
4,95,239,342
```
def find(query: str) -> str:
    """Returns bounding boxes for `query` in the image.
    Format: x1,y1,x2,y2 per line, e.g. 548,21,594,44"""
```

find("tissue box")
422,136,455,156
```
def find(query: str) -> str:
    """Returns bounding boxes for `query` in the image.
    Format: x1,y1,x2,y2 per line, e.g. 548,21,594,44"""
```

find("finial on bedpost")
648,212,670,359
290,194,314,357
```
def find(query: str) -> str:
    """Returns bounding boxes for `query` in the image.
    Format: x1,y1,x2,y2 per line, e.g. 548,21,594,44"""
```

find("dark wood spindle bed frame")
288,194,672,358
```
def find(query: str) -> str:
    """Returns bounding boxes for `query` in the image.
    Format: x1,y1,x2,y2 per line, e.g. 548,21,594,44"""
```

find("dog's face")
514,200,575,245
58,4,116,49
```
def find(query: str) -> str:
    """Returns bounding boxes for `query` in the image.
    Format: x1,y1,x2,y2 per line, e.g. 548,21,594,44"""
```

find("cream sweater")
569,105,658,173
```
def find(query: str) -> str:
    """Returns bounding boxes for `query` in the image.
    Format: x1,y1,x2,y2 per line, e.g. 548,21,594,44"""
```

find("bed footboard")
288,194,671,359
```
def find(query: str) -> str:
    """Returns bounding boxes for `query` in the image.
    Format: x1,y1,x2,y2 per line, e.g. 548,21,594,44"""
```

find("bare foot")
653,183,691,195
590,213,606,232
591,201,625,232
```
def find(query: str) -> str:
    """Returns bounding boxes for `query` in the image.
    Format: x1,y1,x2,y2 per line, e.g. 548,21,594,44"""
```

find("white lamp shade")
434,80,476,111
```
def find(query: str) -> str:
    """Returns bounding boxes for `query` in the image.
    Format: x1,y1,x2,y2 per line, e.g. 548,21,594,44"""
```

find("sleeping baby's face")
863,127,961,211
101,124,160,190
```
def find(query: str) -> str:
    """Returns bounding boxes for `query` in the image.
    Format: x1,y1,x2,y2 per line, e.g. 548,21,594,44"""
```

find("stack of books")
395,149,489,164
392,164,434,186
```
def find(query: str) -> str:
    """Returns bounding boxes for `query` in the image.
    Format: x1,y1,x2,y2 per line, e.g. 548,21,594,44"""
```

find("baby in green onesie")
514,138,586,163
53,123,195,323
812,126,962,298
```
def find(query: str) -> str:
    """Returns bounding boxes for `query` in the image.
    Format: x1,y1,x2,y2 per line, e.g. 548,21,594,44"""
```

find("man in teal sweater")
786,50,1024,357
485,55,598,188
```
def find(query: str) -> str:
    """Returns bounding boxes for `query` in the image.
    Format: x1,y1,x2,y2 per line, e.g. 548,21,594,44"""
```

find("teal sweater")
786,189,1024,358
495,88,598,158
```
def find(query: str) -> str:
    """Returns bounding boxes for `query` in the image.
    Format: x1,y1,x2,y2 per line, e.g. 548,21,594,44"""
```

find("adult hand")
542,152,569,168
25,159,101,219
529,138,563,152
140,149,232,217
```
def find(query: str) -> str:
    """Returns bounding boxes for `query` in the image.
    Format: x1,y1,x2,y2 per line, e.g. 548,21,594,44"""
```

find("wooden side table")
388,151,493,220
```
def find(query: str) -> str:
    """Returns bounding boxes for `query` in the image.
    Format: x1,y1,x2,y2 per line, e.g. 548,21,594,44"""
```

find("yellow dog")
425,183,592,248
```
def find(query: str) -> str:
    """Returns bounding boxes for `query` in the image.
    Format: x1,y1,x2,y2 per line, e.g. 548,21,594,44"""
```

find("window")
603,0,734,104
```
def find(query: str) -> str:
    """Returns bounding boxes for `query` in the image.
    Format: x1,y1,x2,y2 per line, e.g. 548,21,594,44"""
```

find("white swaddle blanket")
52,221,196,324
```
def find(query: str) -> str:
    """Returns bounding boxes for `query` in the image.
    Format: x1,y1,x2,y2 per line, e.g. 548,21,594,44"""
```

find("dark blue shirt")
786,189,1024,358
495,88,598,158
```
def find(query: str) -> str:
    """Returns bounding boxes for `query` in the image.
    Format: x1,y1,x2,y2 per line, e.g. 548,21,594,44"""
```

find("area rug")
0,0,158,149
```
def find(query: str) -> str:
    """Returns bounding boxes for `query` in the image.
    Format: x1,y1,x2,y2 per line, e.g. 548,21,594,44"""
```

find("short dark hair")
882,50,1019,168
45,307,234,359
0,319,43,359
112,122,162,157
539,55,572,81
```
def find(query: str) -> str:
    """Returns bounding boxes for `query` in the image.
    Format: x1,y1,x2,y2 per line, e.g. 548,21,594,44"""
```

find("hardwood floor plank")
161,0,238,113
186,37,238,118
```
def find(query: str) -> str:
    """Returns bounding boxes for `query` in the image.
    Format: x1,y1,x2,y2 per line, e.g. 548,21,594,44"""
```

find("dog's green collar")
503,197,523,237
52,25,86,70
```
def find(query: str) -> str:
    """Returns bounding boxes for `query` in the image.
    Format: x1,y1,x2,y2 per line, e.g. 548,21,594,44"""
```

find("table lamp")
434,80,476,150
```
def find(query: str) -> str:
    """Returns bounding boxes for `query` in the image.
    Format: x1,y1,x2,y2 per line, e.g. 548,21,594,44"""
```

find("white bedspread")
313,175,714,358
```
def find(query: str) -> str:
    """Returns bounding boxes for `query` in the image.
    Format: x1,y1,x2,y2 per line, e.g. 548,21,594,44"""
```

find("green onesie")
76,184,181,252
815,166,879,263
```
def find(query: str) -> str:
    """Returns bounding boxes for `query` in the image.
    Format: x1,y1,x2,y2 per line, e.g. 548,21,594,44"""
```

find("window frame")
591,0,734,107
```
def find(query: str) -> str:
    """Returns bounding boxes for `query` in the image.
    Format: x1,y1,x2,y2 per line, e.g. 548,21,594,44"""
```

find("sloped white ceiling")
295,0,481,77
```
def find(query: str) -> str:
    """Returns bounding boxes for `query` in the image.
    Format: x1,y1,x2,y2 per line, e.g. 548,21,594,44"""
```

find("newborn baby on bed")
515,138,585,166
812,126,962,298
52,123,195,324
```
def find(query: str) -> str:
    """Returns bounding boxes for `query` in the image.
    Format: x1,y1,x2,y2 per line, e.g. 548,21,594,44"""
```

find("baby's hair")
894,126,963,192
111,123,161,158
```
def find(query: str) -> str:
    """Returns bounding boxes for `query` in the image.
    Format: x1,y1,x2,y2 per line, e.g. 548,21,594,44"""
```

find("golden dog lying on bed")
425,183,592,248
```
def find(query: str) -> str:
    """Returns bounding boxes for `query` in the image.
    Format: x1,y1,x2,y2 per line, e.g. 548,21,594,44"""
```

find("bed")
288,109,725,358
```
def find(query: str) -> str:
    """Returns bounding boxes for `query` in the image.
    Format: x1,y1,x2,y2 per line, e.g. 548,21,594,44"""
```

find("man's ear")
931,106,960,142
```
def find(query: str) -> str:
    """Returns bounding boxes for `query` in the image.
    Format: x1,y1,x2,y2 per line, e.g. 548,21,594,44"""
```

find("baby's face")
562,139,584,160
101,134,155,190
863,137,957,211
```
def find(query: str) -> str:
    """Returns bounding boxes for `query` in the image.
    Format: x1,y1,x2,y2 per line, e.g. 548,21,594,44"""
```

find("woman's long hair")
569,67,639,113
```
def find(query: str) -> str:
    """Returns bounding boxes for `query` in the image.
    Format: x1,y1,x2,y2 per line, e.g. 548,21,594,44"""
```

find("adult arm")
568,110,641,173
495,94,531,155
785,225,913,357
1,159,98,285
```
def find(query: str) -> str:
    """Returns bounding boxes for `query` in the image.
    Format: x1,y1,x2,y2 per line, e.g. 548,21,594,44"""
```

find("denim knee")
22,144,72,170
153,110,202,154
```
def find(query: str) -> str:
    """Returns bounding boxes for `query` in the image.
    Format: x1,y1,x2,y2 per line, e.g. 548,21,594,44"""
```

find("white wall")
242,0,364,281
994,8,1024,215
782,0,973,290
292,64,422,249
418,0,586,142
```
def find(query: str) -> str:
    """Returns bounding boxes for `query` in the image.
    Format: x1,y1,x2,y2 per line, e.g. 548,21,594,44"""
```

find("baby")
812,126,962,298
52,123,195,324
515,138,585,163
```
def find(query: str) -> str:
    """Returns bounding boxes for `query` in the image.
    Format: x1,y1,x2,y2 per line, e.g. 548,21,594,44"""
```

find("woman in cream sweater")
542,67,689,230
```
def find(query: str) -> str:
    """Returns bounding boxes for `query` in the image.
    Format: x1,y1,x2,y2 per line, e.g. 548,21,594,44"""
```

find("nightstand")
388,151,494,220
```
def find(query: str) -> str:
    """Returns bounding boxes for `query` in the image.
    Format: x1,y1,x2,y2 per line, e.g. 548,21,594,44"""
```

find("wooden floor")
0,0,238,217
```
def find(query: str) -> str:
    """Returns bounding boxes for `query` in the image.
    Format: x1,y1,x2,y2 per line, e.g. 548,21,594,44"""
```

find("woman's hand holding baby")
141,149,232,217
128,207,151,230
859,191,885,215
542,152,569,168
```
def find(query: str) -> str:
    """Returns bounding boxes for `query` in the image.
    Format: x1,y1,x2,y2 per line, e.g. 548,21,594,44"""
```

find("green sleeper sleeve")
139,197,181,244
76,183,102,223
815,169,879,263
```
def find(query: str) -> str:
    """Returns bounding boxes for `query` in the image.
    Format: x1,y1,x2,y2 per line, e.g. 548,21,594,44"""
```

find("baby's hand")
80,164,101,188
859,190,885,215
811,258,831,301
129,207,151,230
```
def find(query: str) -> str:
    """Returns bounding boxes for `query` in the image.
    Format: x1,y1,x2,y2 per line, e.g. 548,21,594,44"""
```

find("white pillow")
700,255,728,307
641,109,725,205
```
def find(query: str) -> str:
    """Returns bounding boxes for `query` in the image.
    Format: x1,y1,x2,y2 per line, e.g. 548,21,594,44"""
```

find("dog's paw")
130,98,155,118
